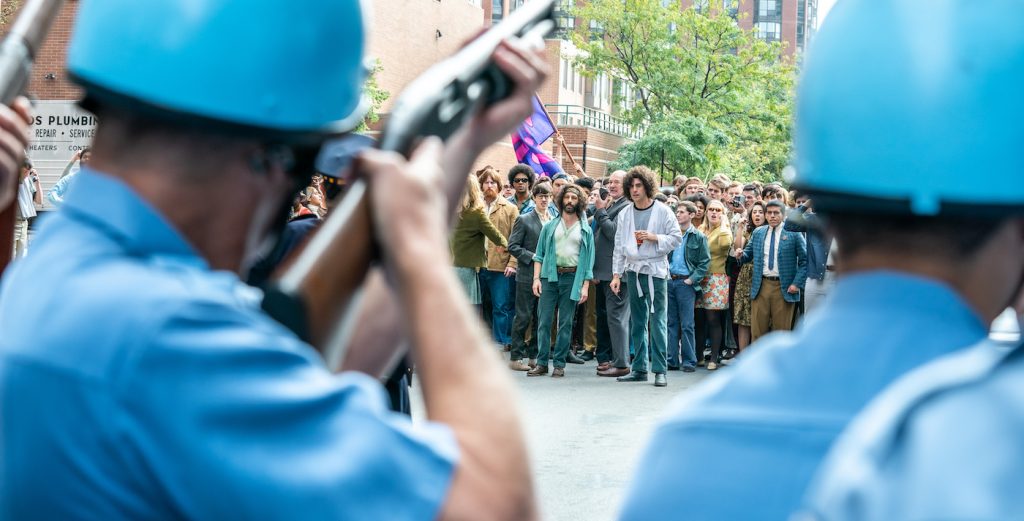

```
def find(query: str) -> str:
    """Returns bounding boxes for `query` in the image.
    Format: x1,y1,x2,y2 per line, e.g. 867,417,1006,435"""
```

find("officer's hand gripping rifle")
262,0,556,368
0,0,64,278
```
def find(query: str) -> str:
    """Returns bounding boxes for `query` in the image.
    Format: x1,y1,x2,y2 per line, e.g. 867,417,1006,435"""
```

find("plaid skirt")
700,273,730,310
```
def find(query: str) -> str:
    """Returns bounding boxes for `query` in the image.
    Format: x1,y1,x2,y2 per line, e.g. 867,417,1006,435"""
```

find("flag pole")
536,97,586,177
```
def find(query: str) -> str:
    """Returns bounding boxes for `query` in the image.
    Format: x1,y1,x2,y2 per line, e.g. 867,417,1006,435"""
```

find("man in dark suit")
735,200,808,341
507,182,556,371
592,170,632,377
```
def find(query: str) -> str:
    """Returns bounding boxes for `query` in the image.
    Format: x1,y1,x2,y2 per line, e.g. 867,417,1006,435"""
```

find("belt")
762,275,781,281
670,274,689,280
556,266,577,274
825,265,836,272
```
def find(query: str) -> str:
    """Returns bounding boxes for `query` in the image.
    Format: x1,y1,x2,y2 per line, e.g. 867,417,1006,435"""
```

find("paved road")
413,359,711,521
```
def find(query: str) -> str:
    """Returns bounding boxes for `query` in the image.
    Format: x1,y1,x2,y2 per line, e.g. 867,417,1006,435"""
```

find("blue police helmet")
794,0,1024,216
67,0,369,143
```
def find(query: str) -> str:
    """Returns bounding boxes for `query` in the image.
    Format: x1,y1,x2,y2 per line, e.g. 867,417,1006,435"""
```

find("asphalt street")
412,358,712,521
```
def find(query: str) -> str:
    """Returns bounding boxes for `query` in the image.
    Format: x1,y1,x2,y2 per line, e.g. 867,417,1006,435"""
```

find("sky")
817,0,837,27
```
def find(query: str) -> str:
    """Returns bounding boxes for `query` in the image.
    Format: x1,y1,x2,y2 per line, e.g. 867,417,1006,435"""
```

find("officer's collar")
61,167,204,265
831,270,988,333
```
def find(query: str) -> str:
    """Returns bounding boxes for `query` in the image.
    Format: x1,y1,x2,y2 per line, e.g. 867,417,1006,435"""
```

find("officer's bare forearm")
398,261,536,520
336,270,405,376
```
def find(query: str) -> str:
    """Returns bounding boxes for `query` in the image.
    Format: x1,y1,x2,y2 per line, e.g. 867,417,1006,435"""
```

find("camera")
731,194,746,208
599,187,609,200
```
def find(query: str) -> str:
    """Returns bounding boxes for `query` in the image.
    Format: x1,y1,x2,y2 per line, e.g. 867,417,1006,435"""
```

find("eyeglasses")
502,185,512,190
513,178,530,183
535,194,551,199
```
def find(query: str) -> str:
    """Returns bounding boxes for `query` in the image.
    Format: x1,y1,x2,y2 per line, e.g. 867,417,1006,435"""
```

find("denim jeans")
667,278,698,368
536,273,577,369
479,269,514,345
628,271,668,375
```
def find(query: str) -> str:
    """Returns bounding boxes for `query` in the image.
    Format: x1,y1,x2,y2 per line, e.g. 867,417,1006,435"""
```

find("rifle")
0,0,65,278
262,0,556,369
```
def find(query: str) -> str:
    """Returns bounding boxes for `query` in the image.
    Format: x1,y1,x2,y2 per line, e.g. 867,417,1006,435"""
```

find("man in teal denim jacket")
528,185,594,377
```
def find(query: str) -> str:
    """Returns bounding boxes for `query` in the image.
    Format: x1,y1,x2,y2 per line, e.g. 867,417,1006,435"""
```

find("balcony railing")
545,104,645,139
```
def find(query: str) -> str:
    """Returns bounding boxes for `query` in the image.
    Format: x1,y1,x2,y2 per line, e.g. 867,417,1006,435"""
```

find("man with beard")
528,185,595,378
593,170,633,377
478,167,520,351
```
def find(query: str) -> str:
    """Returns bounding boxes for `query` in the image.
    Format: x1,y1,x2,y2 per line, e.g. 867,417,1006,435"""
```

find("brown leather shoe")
551,367,565,377
597,362,612,371
527,365,549,377
528,359,537,369
597,367,630,377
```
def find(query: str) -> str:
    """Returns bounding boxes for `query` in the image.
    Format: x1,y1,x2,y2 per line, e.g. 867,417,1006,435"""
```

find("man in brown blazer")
478,166,520,350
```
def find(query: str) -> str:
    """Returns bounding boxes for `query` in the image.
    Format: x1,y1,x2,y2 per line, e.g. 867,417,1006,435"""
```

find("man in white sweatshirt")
609,166,682,388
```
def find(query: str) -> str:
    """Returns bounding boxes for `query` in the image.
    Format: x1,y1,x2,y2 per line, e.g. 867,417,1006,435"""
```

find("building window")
758,0,779,18
555,0,575,39
491,0,503,25
756,21,781,41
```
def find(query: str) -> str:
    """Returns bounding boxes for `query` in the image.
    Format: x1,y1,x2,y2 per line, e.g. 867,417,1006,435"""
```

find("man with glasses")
506,164,536,214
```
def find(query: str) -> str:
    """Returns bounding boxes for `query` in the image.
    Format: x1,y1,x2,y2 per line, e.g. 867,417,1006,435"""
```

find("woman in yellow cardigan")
451,174,506,309
698,199,733,370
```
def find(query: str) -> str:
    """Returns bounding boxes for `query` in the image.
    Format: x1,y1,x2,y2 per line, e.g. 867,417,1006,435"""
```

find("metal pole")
581,140,587,171
660,148,665,179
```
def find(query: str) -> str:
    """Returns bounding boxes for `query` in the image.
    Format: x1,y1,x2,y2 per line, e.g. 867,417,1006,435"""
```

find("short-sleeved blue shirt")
0,169,458,520
801,340,1022,521
619,272,988,520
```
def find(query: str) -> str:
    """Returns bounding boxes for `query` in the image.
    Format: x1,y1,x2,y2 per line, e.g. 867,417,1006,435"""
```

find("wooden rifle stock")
265,0,556,368
0,0,65,278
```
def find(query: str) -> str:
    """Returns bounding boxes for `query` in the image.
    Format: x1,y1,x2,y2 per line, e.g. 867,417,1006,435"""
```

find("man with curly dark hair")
610,166,683,387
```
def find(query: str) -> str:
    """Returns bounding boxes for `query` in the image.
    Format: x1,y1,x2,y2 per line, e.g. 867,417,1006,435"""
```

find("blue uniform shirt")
801,339,1022,521
0,169,458,520
619,272,988,520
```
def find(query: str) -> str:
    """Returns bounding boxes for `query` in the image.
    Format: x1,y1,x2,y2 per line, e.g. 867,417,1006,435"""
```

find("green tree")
357,59,390,133
571,0,795,182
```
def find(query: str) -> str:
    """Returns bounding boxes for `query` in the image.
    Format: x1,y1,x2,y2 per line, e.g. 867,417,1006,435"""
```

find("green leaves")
357,59,390,133
572,0,795,183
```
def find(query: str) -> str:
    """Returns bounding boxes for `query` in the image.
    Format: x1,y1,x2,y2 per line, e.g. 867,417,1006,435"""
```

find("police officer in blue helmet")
617,0,1024,519
0,1,548,519
792,4,1024,517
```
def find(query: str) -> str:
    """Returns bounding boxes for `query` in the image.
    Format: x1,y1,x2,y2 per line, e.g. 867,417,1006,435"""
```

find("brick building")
680,0,818,56
6,0,639,191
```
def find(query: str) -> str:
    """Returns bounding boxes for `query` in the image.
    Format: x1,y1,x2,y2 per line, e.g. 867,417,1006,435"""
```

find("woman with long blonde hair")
697,199,733,370
452,173,507,309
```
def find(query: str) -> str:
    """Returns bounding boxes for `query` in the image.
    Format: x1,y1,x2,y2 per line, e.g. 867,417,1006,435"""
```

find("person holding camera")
592,170,633,377
12,160,41,259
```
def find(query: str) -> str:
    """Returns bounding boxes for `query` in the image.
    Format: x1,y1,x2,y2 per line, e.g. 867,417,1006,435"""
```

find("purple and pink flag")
510,96,564,178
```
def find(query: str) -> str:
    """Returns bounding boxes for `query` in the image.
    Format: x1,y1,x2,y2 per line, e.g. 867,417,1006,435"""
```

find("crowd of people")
452,162,828,387
2,0,1023,519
